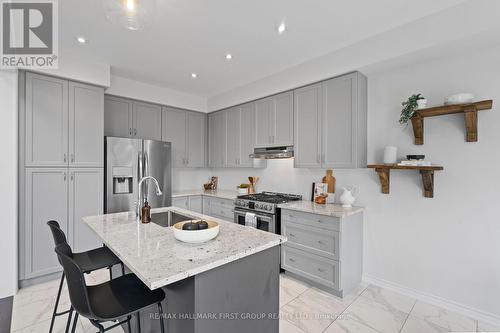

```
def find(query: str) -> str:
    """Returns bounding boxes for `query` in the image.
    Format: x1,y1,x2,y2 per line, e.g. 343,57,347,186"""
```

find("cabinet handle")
289,258,296,262
271,135,275,143
186,158,189,165
63,153,67,163
70,172,74,181
317,240,323,244
63,172,66,181
70,154,75,163
317,268,325,272
134,128,137,136
289,233,296,237
129,128,132,136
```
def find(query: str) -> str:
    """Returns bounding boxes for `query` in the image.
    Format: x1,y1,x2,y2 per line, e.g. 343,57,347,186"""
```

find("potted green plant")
399,94,426,125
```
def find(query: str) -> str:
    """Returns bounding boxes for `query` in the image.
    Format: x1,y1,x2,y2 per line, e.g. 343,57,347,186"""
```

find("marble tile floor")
11,270,499,333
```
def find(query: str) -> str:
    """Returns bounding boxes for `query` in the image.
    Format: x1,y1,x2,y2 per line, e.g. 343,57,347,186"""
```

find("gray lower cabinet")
172,196,189,210
294,72,367,169
208,111,227,168
280,209,363,297
202,197,234,222
188,196,203,213
69,168,103,252
162,108,206,168
255,92,293,147
133,101,162,140
24,168,68,278
25,73,69,167
69,82,104,167
23,168,104,278
104,95,162,140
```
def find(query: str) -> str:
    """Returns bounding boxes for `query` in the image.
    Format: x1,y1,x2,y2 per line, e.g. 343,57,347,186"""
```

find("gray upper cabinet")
255,98,273,147
105,96,162,140
162,108,206,168
186,111,207,168
69,168,103,252
226,107,241,167
239,103,256,167
208,111,227,168
162,107,187,167
255,92,293,147
25,73,69,167
294,83,322,168
69,82,104,168
273,92,294,146
294,72,367,169
133,101,162,140
24,168,68,278
104,96,132,137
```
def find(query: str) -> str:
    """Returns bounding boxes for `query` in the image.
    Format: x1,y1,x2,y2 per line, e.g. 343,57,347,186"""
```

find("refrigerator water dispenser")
112,167,133,194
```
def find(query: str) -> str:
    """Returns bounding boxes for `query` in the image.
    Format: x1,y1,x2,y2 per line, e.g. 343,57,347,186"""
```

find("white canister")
383,146,398,164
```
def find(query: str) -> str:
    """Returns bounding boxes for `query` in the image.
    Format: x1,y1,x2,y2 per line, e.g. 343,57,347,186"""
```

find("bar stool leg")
157,302,165,333
121,262,125,276
64,307,73,333
109,265,113,279
136,312,141,333
70,312,79,333
49,272,65,333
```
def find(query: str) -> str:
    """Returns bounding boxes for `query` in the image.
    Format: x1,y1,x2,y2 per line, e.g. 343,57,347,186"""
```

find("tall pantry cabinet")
19,72,104,281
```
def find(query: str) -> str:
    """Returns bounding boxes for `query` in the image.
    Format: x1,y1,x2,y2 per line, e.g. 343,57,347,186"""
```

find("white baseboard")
363,274,500,327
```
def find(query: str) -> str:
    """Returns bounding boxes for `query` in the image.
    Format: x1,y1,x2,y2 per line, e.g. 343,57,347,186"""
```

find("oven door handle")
234,209,274,222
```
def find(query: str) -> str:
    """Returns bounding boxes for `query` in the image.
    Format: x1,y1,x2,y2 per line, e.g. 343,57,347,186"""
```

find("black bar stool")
47,220,124,333
55,243,166,333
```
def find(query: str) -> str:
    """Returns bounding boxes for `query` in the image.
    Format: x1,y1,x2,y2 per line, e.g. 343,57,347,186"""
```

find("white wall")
208,45,500,320
106,75,207,112
0,70,18,298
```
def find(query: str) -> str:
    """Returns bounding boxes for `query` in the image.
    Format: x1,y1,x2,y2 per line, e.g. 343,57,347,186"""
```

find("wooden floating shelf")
367,164,444,198
410,100,493,145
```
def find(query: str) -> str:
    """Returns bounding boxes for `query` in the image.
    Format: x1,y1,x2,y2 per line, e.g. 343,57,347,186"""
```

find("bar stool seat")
73,247,122,274
87,273,165,320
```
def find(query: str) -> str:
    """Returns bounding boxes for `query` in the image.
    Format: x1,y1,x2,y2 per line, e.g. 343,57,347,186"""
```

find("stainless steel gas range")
234,192,302,234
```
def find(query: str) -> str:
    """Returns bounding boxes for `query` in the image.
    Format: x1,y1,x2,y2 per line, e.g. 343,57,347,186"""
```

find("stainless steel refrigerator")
104,136,172,213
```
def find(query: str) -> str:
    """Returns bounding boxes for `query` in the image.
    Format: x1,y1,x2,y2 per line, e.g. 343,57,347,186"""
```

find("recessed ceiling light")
191,73,198,78
76,36,87,44
225,54,232,60
277,22,286,35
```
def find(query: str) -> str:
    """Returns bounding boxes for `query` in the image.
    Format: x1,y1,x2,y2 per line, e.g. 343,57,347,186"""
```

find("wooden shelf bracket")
368,164,443,198
410,100,492,145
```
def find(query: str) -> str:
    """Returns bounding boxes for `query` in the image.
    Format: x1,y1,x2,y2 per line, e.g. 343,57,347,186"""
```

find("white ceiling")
60,0,466,97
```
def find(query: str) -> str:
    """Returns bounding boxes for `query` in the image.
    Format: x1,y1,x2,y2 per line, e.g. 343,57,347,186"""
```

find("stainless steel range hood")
249,146,294,159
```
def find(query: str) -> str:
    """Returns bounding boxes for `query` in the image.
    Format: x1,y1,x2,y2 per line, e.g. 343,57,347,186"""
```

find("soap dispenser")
141,200,151,223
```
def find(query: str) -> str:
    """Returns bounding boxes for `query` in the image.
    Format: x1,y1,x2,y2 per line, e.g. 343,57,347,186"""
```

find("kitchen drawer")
281,209,340,231
172,196,189,209
208,197,234,207
283,221,339,260
281,245,339,290
209,203,234,221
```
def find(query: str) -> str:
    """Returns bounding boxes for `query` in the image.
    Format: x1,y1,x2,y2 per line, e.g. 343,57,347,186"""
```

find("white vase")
383,146,397,164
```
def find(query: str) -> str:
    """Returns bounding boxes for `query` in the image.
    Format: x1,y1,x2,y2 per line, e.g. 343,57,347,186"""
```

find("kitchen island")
83,207,286,333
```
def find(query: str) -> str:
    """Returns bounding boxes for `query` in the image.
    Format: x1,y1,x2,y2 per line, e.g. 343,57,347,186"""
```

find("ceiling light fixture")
76,36,87,44
104,0,155,31
277,22,286,35
225,54,232,60
191,73,198,79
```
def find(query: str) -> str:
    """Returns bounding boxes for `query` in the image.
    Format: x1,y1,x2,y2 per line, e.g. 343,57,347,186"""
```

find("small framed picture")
311,182,328,201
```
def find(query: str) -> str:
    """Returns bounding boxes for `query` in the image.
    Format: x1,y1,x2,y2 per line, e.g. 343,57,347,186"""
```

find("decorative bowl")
173,220,219,244
444,93,474,105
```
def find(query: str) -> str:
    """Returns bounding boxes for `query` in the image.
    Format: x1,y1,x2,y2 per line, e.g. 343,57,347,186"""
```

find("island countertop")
83,207,286,290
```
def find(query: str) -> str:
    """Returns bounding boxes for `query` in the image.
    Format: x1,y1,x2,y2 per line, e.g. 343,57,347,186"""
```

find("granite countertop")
172,189,239,200
83,207,285,290
277,200,363,218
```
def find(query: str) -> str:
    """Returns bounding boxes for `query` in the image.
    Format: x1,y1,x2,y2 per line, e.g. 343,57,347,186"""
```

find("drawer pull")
289,233,296,237
289,258,296,262
317,219,323,223
317,268,325,272
317,240,324,244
